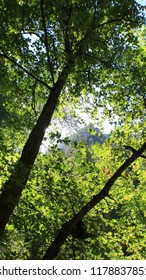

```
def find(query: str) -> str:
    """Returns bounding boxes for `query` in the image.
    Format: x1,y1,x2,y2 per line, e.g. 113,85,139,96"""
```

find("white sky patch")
75,110,114,134
136,0,146,4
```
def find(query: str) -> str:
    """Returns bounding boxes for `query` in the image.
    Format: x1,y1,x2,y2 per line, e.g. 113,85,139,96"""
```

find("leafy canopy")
0,0,146,259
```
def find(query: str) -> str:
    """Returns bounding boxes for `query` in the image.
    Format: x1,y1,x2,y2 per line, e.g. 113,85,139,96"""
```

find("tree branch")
40,0,55,85
62,4,73,54
43,141,146,260
0,54,75,235
0,53,52,90
74,14,130,52
124,145,146,159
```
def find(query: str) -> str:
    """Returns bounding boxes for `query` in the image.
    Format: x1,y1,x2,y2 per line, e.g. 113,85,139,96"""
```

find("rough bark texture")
0,56,75,235
43,142,146,260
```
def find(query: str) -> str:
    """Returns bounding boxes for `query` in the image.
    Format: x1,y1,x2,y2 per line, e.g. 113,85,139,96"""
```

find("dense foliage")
0,0,146,259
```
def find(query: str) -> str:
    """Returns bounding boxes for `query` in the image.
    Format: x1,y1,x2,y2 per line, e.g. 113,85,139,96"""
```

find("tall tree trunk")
0,56,75,235
43,142,146,259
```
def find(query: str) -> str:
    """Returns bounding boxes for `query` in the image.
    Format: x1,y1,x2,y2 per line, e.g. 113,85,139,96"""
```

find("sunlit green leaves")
0,0,145,259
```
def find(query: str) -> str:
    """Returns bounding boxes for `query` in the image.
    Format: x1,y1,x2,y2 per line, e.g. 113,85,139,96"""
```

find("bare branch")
1,53,52,90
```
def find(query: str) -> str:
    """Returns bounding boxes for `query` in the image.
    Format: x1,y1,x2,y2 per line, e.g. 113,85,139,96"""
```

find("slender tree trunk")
43,142,146,259
0,56,75,235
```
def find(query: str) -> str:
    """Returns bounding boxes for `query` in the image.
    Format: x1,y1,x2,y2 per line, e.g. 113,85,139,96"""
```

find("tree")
1,132,145,259
0,0,146,258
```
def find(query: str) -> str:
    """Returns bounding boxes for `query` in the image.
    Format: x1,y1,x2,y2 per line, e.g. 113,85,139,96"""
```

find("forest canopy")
0,0,146,259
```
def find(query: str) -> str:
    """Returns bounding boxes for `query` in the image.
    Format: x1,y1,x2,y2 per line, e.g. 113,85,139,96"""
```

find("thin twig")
0,53,52,90
40,0,55,85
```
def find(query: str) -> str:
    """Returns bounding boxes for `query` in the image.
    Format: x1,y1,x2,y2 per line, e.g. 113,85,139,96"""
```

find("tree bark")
0,56,75,235
43,142,146,260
